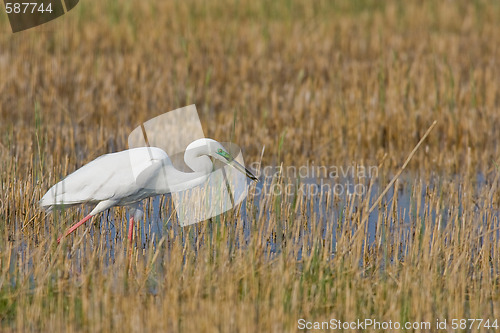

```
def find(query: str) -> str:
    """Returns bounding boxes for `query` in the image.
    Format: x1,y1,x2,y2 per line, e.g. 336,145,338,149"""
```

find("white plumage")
40,138,257,243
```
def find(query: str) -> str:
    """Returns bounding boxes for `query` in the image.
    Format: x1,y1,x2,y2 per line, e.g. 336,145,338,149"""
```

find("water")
10,173,499,279
80,173,497,260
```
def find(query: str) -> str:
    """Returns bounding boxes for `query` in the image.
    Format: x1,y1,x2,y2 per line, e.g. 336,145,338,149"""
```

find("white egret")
40,138,258,243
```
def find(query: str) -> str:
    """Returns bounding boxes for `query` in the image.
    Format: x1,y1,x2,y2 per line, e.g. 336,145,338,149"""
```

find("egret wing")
40,147,170,209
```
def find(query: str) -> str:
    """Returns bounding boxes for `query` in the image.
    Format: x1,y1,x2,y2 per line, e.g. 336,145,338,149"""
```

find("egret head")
186,138,259,181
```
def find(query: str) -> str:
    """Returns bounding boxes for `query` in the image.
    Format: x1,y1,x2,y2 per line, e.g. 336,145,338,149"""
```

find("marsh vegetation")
1,0,500,331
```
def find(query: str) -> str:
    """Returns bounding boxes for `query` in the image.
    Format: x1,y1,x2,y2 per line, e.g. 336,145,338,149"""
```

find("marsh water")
7,172,499,291
70,172,497,263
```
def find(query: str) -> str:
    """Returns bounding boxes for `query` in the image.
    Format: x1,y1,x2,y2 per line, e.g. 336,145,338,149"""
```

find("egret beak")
228,159,259,182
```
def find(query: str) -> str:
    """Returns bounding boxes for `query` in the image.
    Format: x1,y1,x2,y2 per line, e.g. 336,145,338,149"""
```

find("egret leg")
128,217,134,243
57,214,93,243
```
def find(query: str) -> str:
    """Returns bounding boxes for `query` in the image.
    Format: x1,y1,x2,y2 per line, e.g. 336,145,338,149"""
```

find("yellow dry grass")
1,0,500,332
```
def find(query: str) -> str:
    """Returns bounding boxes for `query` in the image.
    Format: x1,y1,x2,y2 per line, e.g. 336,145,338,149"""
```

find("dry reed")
1,0,500,332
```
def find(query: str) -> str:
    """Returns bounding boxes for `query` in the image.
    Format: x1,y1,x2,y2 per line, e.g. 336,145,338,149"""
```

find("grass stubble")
1,0,500,331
